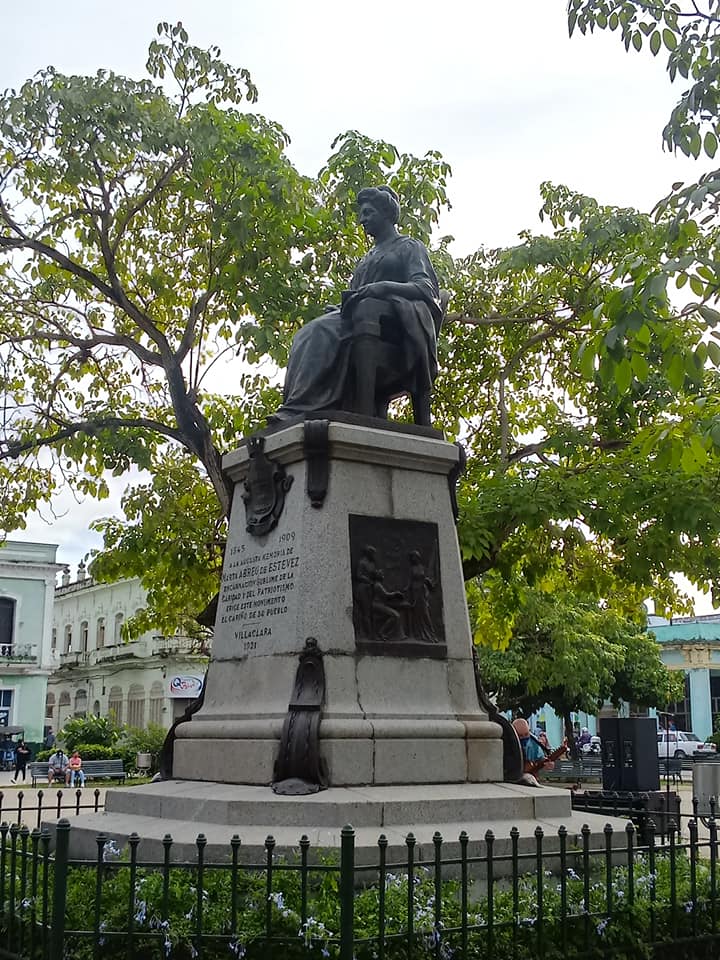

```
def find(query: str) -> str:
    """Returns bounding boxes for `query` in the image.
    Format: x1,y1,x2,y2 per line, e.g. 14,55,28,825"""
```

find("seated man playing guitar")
512,718,567,787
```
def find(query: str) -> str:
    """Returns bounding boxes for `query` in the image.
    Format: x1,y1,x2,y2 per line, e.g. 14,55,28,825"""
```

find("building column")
688,668,713,740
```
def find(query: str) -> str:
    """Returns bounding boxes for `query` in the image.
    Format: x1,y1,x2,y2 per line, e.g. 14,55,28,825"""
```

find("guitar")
524,739,568,775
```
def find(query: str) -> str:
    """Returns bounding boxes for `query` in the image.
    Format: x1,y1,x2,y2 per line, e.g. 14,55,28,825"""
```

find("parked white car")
657,730,717,759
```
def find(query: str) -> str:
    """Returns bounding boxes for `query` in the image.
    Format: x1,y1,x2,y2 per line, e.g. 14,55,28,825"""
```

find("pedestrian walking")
10,740,31,784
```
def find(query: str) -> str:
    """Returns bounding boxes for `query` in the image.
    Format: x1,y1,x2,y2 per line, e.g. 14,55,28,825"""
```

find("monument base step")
41,781,629,865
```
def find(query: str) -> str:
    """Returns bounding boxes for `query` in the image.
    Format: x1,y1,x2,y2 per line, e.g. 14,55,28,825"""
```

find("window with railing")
127,684,145,728
58,691,71,729
63,625,72,654
0,598,15,655
0,689,12,726
107,686,123,724
74,689,87,717
149,681,164,726
80,621,89,654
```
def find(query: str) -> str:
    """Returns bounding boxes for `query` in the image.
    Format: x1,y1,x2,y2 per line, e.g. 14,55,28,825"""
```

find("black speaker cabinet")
600,717,660,792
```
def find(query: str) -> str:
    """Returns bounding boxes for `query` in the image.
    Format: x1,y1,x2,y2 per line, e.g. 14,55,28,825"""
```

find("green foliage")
58,715,121,752
447,177,720,701
116,724,168,775
475,583,684,726
568,0,720,159
64,743,118,761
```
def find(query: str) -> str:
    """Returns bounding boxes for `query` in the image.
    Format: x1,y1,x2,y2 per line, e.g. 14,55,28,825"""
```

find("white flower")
102,840,122,862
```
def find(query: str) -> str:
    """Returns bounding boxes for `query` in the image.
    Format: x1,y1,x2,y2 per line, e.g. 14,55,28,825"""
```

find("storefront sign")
168,675,204,698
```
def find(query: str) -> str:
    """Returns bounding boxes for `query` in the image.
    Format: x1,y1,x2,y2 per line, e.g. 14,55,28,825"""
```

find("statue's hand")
353,282,389,300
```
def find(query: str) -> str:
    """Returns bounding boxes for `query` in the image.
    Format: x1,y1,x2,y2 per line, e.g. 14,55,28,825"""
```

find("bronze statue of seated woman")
270,186,445,427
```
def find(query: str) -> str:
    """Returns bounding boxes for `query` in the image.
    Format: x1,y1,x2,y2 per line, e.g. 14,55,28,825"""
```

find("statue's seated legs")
349,298,431,426
349,298,386,418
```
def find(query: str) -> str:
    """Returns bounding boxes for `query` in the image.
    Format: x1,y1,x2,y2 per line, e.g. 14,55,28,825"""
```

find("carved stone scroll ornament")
272,638,328,795
242,435,293,537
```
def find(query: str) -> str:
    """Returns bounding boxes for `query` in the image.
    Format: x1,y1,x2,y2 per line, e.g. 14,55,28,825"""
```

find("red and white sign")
168,675,204,698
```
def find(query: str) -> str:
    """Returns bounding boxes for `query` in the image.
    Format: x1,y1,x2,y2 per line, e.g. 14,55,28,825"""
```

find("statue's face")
358,200,385,238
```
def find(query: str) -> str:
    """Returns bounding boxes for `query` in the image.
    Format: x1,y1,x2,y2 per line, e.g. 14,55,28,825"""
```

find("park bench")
542,757,603,783
28,759,125,787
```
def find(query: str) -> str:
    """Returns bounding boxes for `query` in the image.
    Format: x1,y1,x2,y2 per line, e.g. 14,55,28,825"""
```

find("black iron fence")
1,806,720,959
0,789,103,831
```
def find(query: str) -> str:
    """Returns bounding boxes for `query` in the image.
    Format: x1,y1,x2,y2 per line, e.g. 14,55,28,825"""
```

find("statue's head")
357,185,400,235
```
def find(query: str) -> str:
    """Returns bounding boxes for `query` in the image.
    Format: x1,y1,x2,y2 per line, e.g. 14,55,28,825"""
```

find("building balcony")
0,643,38,664
150,635,208,657
53,635,209,671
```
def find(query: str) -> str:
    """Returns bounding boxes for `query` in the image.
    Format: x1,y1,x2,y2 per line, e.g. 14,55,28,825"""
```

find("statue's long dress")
273,235,442,421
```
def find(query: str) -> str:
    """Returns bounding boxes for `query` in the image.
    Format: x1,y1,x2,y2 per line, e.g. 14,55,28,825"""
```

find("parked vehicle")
657,730,717,759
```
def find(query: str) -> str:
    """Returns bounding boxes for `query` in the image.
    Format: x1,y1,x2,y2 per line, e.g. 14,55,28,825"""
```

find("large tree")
0,23,450,636
2,15,720,689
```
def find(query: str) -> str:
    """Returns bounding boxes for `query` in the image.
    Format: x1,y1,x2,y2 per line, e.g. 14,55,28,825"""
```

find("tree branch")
2,416,187,460
111,149,190,254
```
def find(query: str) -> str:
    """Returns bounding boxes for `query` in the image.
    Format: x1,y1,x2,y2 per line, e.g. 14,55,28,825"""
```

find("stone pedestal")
173,418,503,785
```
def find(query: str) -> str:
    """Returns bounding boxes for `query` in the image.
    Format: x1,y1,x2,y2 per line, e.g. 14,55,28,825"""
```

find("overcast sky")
3,1,711,605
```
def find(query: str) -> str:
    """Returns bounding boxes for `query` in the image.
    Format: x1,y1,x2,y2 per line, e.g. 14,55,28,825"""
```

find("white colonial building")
48,563,207,734
0,541,63,744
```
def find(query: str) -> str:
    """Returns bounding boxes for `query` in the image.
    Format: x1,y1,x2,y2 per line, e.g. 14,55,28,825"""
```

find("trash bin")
136,752,152,772
693,759,720,817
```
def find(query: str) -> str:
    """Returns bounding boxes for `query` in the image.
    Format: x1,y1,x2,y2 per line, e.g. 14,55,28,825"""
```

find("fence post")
50,819,70,960
339,824,355,960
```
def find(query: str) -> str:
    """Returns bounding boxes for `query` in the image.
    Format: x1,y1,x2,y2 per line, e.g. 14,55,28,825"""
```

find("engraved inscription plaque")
349,515,446,659
217,529,301,655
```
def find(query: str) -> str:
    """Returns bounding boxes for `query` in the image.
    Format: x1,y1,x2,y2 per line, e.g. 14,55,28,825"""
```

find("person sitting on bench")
68,750,86,788
47,748,69,786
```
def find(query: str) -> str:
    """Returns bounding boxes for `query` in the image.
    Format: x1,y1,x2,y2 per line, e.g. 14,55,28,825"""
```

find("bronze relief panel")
349,515,446,659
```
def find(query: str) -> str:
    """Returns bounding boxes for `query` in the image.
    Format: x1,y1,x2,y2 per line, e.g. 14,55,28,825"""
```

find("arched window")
0,598,16,655
51,628,57,651
63,625,72,654
45,692,55,724
113,613,124,645
80,621,89,654
127,684,146,729
74,689,87,716
96,617,105,649
92,700,101,716
107,686,123,724
58,690,72,729
149,681,165,727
